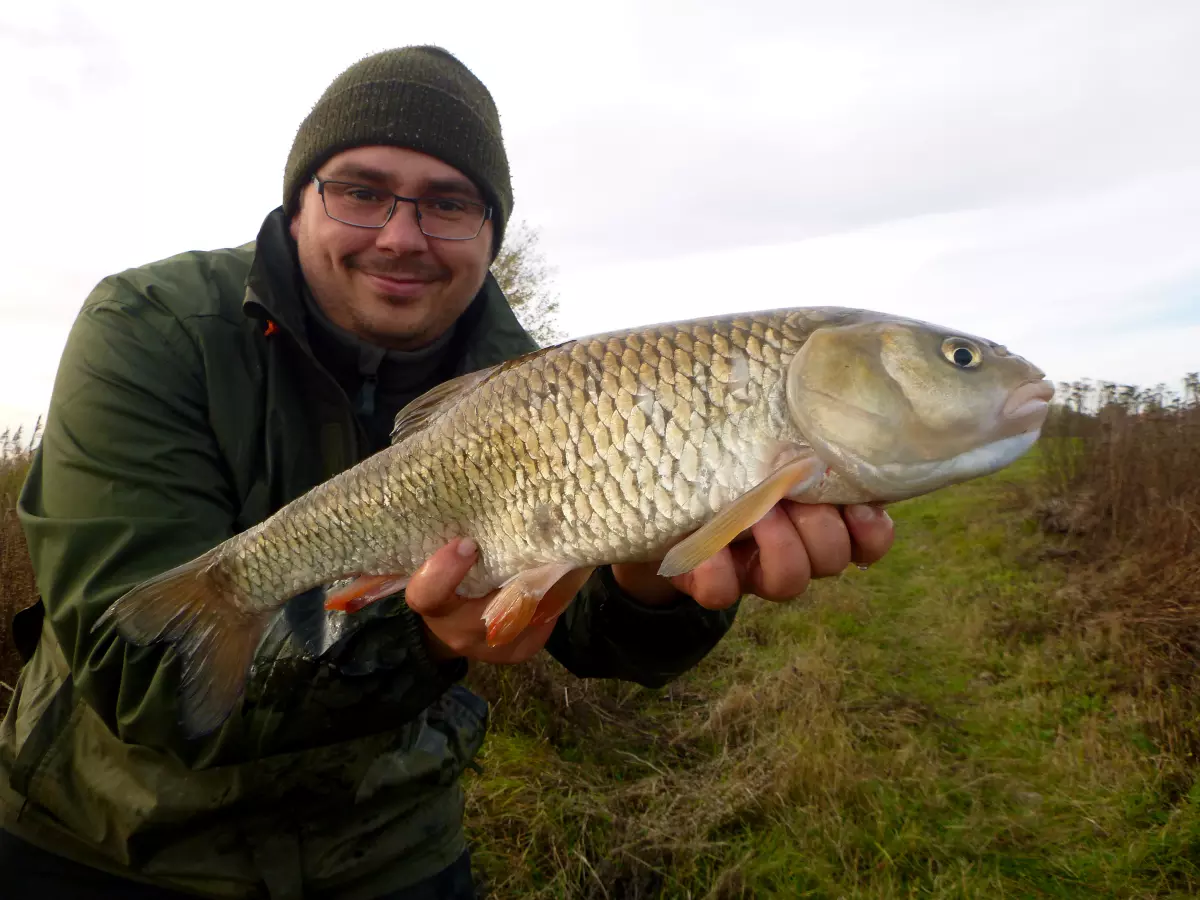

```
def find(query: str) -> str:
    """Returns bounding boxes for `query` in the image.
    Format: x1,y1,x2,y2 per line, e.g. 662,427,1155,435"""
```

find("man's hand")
610,502,894,609
404,538,593,663
404,502,894,661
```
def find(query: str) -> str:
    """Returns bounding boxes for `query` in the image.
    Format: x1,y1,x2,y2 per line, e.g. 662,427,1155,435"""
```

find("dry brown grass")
462,619,883,899
1,425,38,712
1035,379,1200,754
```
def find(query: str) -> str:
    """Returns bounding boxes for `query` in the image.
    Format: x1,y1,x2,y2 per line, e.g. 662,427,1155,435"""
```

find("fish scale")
226,313,800,604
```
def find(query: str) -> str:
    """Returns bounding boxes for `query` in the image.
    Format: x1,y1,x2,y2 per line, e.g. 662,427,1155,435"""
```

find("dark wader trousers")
0,828,477,899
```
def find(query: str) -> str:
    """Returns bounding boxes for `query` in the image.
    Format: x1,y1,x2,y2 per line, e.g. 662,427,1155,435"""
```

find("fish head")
785,316,1053,500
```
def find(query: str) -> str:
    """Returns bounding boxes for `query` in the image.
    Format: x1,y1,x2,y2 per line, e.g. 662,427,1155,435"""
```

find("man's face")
289,145,494,350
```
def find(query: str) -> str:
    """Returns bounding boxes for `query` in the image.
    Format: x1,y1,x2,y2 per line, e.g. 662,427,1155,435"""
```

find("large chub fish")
97,307,1053,736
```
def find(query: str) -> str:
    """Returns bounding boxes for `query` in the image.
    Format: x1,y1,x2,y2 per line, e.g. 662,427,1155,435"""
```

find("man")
0,46,893,898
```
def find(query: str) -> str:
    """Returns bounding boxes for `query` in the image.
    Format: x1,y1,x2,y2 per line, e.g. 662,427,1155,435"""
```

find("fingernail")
846,504,877,522
457,537,478,557
847,505,891,525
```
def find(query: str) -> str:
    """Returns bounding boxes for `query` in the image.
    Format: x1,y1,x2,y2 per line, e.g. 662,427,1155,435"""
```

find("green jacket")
0,209,738,899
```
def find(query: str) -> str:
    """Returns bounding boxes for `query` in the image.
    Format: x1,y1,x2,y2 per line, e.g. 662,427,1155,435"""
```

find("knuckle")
761,558,807,600
691,581,717,608
788,563,814,596
851,523,894,564
796,516,852,579
510,644,539,664
810,546,850,578
404,593,427,614
696,579,731,609
787,558,812,593
818,506,853,539
789,574,812,600
445,634,474,657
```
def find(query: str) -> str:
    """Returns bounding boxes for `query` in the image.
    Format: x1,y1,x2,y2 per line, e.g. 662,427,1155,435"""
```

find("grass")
1,426,37,699
462,448,1200,898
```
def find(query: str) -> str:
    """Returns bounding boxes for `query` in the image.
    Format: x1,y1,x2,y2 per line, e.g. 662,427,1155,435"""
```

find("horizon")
2,1,1197,431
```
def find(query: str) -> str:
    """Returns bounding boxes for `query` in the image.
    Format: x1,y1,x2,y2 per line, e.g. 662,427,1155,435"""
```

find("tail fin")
94,550,267,738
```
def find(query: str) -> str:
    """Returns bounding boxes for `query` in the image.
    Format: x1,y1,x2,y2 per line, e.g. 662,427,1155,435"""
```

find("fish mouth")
1003,379,1055,421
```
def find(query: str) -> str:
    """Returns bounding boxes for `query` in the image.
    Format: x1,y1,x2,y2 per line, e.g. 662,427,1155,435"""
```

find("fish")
95,307,1054,736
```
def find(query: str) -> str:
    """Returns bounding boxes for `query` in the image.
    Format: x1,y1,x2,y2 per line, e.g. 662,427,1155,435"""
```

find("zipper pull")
357,373,379,418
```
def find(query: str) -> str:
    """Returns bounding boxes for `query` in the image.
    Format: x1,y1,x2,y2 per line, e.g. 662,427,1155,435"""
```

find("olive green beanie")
283,45,512,255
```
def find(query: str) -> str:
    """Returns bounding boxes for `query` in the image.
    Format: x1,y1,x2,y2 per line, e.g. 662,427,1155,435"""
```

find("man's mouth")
361,271,438,297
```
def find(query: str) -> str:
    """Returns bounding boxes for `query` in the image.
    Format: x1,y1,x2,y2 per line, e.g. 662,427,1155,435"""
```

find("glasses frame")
311,175,493,241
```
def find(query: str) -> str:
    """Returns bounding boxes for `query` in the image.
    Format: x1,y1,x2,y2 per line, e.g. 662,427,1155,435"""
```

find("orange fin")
528,566,596,627
658,455,825,578
483,562,579,647
324,574,410,613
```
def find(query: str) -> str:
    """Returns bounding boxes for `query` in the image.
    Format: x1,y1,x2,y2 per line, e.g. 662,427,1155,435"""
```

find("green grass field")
463,454,1200,898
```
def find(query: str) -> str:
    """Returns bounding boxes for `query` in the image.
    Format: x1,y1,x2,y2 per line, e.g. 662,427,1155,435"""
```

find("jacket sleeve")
17,280,459,767
546,565,739,687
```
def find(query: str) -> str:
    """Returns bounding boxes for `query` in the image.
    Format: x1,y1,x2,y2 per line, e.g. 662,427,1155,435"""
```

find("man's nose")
375,200,431,254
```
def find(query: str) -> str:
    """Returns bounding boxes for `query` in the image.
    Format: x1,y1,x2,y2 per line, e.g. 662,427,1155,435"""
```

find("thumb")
405,537,479,618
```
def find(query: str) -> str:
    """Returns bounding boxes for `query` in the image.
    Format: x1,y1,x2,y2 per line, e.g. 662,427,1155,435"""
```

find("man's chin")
356,305,449,350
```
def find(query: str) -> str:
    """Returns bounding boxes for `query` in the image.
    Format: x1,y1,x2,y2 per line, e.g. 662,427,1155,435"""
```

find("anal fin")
483,562,580,647
529,567,596,627
324,574,411,614
658,455,825,578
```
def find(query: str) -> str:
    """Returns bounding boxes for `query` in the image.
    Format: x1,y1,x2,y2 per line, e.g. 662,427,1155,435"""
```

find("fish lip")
1003,379,1055,420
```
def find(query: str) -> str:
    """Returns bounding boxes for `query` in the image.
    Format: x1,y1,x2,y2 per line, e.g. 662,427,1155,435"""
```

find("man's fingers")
674,546,740,609
405,537,479,618
477,618,559,665
410,504,895,665
783,502,853,578
746,506,811,601
844,504,895,566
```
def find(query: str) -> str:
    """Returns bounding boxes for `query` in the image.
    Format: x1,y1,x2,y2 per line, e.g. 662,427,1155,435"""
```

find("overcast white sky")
1,0,1198,431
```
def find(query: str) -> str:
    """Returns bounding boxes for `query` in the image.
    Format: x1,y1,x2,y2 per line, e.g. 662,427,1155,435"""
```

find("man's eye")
426,198,468,213
345,188,386,204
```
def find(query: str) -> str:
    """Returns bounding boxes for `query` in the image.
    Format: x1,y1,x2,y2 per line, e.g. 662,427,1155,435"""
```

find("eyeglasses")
311,176,492,241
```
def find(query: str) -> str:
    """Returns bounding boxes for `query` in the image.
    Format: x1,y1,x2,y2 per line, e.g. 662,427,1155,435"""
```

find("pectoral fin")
324,575,411,614
657,456,825,578
483,562,580,647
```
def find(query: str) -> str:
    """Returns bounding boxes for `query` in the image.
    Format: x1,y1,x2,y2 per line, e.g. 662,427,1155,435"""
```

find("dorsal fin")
389,342,569,445
390,366,500,445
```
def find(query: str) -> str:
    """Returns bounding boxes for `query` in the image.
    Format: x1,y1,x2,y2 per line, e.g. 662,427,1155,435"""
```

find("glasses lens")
321,182,393,227
416,198,486,239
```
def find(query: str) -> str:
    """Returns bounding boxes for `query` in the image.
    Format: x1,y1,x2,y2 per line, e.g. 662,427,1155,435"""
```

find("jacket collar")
242,207,313,350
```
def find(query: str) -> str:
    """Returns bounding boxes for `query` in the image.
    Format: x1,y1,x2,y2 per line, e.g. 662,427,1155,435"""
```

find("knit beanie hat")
283,46,512,255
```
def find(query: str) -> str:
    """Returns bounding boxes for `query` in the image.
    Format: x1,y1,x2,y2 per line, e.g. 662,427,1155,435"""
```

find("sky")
1,0,1198,432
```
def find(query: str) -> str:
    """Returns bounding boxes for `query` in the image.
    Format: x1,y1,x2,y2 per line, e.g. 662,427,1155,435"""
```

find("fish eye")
941,338,982,369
